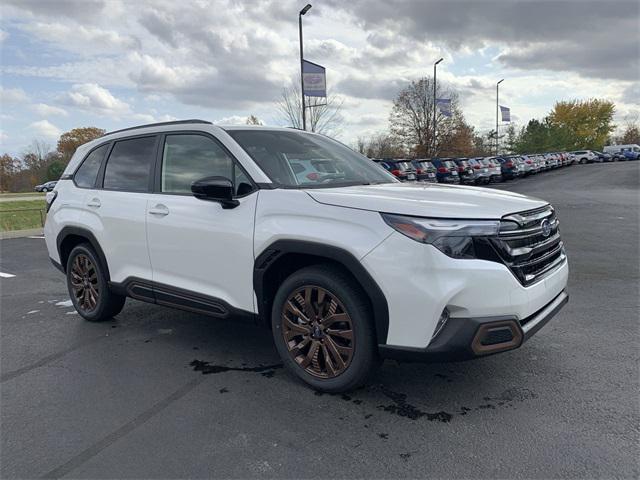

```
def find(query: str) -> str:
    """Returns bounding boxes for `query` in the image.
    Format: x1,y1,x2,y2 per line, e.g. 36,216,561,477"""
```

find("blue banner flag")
500,105,511,122
302,60,326,97
436,98,452,117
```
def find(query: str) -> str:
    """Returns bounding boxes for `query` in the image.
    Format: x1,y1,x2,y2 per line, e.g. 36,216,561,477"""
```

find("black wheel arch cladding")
254,240,389,344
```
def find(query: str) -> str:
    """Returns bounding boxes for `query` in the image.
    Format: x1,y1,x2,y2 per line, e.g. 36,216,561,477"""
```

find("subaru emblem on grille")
540,219,551,237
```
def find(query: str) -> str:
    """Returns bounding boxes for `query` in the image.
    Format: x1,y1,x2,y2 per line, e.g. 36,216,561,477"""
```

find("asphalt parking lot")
1,162,638,479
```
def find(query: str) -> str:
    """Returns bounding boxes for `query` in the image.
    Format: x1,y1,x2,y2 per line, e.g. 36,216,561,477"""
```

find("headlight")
381,213,499,259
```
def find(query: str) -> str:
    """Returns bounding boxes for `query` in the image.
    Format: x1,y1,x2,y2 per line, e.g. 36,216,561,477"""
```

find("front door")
145,133,257,315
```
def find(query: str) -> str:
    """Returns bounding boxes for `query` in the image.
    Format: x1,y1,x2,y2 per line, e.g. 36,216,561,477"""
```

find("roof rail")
103,119,212,137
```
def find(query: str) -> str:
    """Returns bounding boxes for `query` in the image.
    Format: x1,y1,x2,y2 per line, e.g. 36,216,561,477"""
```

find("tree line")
0,127,105,192
2,81,638,192
354,77,638,159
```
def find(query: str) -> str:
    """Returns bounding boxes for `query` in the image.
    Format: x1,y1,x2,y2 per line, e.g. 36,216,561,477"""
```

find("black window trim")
152,130,258,199
71,142,113,190
97,133,160,194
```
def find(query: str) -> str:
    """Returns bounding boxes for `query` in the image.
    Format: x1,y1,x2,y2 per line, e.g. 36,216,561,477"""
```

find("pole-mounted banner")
302,60,326,98
500,105,511,122
436,98,452,117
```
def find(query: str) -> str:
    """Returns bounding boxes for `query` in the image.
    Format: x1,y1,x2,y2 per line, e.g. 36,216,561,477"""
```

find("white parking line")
0,272,16,278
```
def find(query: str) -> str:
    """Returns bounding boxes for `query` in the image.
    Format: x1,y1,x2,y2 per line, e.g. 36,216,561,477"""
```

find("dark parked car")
452,158,476,184
593,151,613,162
430,158,460,184
411,159,438,182
34,181,57,192
373,158,417,181
494,156,519,180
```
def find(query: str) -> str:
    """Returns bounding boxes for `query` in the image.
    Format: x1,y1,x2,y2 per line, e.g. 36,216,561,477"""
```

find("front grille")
492,205,566,286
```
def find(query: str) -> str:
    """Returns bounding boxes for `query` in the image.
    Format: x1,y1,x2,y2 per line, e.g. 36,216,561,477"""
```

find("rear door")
83,135,157,283
145,132,258,314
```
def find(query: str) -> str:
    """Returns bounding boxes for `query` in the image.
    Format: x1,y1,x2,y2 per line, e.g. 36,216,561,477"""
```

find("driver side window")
161,134,234,194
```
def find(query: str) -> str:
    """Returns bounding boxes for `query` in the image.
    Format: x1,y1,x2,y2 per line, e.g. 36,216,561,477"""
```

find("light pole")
433,58,443,156
496,79,504,155
299,4,312,131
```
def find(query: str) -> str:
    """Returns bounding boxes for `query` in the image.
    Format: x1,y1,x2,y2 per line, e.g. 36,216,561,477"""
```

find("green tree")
56,127,105,163
504,124,518,154
46,160,66,181
547,99,615,150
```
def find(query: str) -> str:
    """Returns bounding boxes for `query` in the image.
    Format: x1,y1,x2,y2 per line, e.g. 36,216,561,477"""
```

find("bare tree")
363,133,406,158
245,115,263,125
389,76,461,157
275,83,344,136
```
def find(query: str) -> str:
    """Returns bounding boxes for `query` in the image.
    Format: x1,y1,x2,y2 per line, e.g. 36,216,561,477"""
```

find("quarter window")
103,136,156,192
161,134,235,194
75,144,108,188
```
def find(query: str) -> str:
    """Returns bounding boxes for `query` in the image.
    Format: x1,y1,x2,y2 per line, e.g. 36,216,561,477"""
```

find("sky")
0,0,638,156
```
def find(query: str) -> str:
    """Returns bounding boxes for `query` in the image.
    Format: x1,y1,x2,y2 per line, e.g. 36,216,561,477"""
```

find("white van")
603,144,640,155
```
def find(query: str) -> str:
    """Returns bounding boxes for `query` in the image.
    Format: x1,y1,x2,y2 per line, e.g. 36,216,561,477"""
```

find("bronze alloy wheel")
281,285,354,378
70,253,99,312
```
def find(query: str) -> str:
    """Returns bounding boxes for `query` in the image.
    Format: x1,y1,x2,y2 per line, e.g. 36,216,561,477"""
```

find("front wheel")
271,265,378,392
66,244,126,321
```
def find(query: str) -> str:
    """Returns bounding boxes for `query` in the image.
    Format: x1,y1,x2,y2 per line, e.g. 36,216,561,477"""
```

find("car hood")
304,182,548,219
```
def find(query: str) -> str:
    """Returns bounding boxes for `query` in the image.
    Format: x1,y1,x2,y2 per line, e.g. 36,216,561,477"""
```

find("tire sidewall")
66,244,111,321
271,267,376,392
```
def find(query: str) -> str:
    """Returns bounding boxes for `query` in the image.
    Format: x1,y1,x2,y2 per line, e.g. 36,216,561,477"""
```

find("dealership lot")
1,162,638,479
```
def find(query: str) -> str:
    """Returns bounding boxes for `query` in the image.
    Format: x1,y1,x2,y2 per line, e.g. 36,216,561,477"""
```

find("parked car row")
373,152,576,185
373,148,638,185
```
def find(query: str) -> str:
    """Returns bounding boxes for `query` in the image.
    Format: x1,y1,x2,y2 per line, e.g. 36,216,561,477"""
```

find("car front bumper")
361,231,569,355
379,290,568,362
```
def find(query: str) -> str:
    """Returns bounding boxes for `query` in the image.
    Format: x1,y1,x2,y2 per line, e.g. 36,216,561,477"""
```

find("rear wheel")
271,265,377,392
42,188,48,192
66,244,126,322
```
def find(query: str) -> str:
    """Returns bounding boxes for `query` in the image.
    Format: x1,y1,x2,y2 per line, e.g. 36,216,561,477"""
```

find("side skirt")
109,277,258,323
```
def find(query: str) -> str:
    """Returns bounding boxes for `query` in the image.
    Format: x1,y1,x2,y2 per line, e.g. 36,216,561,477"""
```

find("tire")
42,188,48,192
580,158,587,164
271,265,378,392
66,243,126,322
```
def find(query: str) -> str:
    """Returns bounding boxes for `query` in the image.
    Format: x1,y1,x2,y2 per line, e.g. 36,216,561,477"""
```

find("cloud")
0,29,7,43
24,22,140,55
327,0,640,82
0,87,29,104
31,103,68,117
57,83,130,117
3,0,108,21
129,53,283,109
29,120,61,139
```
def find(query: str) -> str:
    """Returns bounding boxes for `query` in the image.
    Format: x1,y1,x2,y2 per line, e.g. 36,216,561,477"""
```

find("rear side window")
75,144,108,188
161,134,235,194
103,136,156,192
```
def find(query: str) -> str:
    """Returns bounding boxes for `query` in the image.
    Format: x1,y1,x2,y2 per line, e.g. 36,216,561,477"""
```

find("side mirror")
191,176,239,209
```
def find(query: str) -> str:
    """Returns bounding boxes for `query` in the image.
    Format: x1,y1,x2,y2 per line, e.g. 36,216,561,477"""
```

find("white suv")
570,150,600,164
44,120,569,392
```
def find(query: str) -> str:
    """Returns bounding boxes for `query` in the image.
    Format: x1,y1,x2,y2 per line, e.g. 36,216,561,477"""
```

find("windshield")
227,129,397,188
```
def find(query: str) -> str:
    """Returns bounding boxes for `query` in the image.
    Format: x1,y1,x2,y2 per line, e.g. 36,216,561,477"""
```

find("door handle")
148,204,169,216
87,198,101,208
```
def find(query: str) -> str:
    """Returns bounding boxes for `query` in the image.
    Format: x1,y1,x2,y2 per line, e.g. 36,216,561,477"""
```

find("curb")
0,228,44,240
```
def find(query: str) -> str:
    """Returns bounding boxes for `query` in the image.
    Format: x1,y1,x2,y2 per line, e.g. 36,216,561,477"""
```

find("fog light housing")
431,308,449,341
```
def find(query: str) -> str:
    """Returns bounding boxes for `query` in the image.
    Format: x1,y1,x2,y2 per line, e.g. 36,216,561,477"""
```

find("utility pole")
496,79,504,155
299,4,312,131
433,58,443,156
